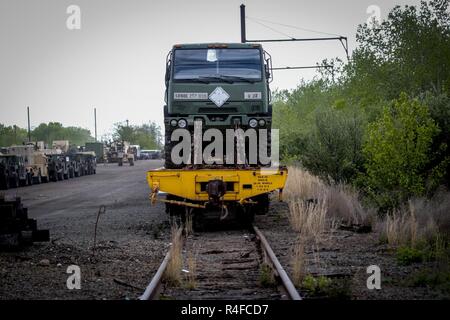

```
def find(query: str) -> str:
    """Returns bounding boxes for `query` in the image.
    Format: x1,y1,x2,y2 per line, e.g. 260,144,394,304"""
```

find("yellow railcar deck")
147,167,287,204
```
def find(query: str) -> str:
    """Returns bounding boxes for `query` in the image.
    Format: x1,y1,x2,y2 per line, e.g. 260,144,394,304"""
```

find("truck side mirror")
165,65,170,82
265,65,270,79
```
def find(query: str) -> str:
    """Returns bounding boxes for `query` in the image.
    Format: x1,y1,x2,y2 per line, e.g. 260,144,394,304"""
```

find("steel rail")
252,225,302,300
140,225,301,300
139,227,183,300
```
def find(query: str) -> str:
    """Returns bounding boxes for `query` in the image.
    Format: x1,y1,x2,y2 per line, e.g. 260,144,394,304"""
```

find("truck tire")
27,172,33,186
33,173,42,184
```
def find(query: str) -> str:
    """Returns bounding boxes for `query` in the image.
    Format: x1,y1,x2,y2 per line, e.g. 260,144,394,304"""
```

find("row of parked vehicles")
0,143,97,190
140,149,162,160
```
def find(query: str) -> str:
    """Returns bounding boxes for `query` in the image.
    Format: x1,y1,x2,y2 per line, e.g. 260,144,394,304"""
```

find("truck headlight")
178,119,187,128
170,119,178,127
258,119,266,127
249,118,258,128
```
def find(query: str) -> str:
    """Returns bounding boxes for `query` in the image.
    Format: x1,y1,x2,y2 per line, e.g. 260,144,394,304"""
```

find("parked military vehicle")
77,152,97,175
8,145,49,184
106,141,134,166
52,140,70,153
107,141,128,164
0,155,28,188
67,154,81,178
0,156,10,189
85,142,105,163
47,154,69,181
129,145,140,161
147,43,287,227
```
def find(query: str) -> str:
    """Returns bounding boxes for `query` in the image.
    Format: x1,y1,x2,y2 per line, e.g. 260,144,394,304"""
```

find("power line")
246,16,296,40
271,65,333,71
240,4,350,61
247,15,343,38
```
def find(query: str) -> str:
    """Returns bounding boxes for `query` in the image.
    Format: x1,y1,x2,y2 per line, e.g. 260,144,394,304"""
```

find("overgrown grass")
259,263,275,287
284,167,326,201
288,198,327,240
184,251,197,289
301,275,352,299
285,166,372,233
164,226,183,286
377,194,450,269
291,240,306,286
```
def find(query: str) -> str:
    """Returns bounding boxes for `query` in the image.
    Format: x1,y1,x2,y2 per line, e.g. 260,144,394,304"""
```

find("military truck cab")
163,43,273,168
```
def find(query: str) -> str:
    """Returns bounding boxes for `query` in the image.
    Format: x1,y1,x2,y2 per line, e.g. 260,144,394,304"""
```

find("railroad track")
139,224,301,300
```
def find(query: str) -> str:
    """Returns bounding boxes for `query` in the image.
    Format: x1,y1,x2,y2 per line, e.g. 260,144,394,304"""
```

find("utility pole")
27,106,31,143
94,108,97,142
240,4,246,43
126,119,129,127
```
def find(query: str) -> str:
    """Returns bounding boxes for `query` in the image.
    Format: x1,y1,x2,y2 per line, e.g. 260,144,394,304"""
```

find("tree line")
0,121,162,150
0,122,94,147
273,0,450,211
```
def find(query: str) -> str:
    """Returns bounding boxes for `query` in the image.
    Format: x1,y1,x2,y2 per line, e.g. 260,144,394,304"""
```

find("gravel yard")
0,161,447,300
0,160,170,300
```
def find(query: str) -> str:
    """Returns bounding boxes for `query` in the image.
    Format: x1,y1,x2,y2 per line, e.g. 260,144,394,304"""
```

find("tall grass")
185,251,197,289
285,166,371,230
288,197,328,240
165,226,183,285
291,240,306,286
381,198,446,247
284,167,326,201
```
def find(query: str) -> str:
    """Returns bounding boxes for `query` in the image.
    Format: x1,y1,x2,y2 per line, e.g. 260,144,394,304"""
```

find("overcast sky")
0,0,420,138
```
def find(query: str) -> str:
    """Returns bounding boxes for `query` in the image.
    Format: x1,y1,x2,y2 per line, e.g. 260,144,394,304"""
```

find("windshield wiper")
198,75,234,84
186,78,212,83
218,75,257,83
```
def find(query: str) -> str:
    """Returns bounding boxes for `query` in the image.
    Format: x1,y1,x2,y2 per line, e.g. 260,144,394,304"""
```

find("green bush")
408,268,450,293
363,93,440,209
302,275,332,294
302,105,366,183
396,246,424,265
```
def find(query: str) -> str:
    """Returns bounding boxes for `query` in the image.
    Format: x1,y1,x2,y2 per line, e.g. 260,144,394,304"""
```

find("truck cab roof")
172,43,262,50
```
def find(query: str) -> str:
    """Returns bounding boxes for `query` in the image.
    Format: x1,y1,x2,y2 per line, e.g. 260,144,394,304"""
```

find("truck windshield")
173,48,262,81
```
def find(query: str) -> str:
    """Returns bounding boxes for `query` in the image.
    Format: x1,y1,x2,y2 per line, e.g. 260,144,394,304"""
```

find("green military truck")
163,43,273,168
85,142,105,163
